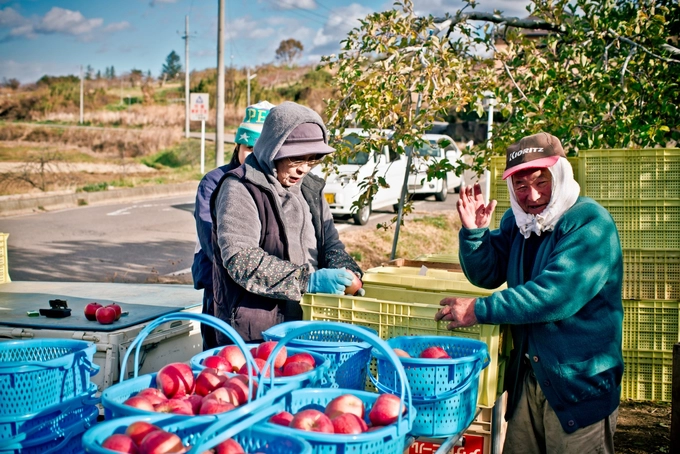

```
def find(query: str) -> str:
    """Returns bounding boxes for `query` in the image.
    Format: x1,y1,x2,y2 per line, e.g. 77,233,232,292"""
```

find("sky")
0,0,532,84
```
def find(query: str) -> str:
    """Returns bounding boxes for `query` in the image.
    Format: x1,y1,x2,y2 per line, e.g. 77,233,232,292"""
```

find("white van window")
336,135,370,165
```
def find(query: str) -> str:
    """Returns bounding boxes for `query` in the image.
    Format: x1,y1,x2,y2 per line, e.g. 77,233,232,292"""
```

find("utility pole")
183,15,190,139
79,65,84,124
246,67,257,106
215,0,225,166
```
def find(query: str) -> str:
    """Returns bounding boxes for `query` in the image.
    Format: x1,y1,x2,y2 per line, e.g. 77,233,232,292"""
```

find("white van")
312,129,406,225
407,134,463,201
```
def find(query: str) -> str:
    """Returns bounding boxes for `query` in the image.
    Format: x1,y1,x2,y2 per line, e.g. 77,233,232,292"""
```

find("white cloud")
0,59,77,83
0,7,25,27
102,21,131,33
272,0,317,10
404,0,532,18
226,16,275,40
1,7,130,41
36,7,102,35
308,3,371,57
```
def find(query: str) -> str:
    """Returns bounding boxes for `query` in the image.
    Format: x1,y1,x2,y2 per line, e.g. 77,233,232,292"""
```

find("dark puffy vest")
209,165,327,344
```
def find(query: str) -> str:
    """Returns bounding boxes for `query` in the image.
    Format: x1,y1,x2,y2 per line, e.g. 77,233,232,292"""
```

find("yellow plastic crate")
623,249,680,300
363,267,506,295
621,350,672,401
578,149,680,200
0,233,9,284
598,199,680,250
300,290,503,407
623,300,680,351
412,254,460,264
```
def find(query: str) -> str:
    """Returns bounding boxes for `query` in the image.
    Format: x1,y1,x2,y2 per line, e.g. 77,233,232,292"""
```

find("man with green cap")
192,101,274,349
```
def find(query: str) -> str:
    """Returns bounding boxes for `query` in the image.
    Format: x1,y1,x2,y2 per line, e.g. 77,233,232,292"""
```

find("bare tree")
275,39,304,67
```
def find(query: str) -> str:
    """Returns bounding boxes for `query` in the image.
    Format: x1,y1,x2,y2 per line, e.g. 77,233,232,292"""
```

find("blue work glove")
307,268,355,295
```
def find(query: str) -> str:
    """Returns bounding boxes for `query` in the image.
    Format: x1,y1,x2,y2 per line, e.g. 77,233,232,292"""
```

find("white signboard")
190,93,209,121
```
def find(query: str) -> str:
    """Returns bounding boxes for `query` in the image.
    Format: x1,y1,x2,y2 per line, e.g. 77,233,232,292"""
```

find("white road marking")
165,267,192,276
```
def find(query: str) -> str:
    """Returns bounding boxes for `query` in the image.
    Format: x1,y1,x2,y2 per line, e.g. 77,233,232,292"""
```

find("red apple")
269,411,294,426
137,388,168,406
217,346,246,373
344,271,363,296
139,430,185,454
331,413,368,434
238,358,268,377
199,398,236,415
84,302,102,321
203,386,240,406
222,378,251,405
368,393,406,426
153,398,193,415
96,306,117,325
289,409,334,433
284,353,315,368
194,368,227,396
419,346,451,359
156,362,195,398
126,421,162,446
214,438,246,454
123,395,155,411
324,393,365,420
256,341,287,369
183,394,203,414
392,348,411,358
282,361,314,377
202,355,232,374
102,434,138,453
107,303,122,321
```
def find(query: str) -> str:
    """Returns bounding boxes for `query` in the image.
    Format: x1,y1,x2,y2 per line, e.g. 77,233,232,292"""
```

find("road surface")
2,170,485,283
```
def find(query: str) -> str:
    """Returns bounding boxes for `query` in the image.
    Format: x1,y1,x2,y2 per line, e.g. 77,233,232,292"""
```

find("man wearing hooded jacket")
435,133,623,453
210,101,362,344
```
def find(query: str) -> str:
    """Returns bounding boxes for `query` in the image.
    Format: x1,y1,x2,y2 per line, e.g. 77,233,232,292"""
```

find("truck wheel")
435,179,448,202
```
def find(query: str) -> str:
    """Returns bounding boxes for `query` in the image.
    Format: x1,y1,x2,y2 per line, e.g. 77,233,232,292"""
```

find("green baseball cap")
235,101,275,147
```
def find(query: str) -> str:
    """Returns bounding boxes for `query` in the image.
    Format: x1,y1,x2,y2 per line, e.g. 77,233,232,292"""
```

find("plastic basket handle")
260,321,413,436
189,392,285,453
371,357,484,404
119,313,258,401
81,357,100,377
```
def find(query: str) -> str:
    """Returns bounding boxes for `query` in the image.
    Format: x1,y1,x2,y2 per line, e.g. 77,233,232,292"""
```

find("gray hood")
253,101,331,178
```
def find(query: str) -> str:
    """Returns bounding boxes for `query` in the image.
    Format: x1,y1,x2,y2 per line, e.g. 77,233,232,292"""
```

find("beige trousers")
503,369,618,454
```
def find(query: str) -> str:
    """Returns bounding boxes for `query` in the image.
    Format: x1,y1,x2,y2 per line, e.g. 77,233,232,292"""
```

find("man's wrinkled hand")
434,296,478,329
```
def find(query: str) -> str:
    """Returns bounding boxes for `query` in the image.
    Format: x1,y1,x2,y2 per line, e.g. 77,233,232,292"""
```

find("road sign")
190,93,209,121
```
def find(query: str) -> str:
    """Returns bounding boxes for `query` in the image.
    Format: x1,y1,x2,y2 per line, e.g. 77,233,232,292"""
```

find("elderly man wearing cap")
192,101,274,349
210,101,363,344
435,133,623,453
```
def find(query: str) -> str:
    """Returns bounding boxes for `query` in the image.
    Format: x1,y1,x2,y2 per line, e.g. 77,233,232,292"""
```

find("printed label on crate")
407,434,485,454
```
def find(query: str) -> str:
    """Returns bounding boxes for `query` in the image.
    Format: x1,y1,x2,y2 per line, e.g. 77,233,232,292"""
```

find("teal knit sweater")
459,197,623,433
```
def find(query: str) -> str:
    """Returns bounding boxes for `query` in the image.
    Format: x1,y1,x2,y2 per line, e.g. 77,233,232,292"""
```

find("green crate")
363,267,505,295
622,300,680,351
623,249,680,300
578,149,680,200
621,350,672,401
599,200,680,249
300,289,503,408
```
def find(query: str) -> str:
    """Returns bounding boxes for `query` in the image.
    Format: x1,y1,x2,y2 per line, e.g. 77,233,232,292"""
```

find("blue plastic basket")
372,336,489,437
0,339,98,417
0,384,98,442
1,404,98,454
82,412,312,454
262,321,377,389
191,345,330,391
101,313,276,421
259,322,415,454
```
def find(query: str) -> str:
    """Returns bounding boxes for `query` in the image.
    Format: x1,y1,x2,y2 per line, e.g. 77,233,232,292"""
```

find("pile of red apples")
268,392,406,435
84,302,122,325
392,346,452,359
100,420,257,454
122,341,319,416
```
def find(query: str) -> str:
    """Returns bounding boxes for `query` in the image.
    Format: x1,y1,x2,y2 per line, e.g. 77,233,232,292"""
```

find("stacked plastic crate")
490,149,680,401
0,339,100,454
